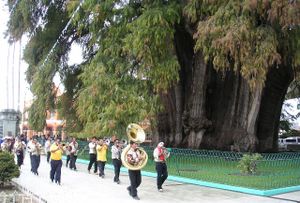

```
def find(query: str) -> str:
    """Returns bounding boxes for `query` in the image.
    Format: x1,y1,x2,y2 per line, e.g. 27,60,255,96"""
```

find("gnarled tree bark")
156,23,294,152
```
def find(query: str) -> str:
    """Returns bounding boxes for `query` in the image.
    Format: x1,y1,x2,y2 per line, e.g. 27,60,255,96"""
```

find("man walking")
69,137,79,170
87,137,97,174
50,139,64,185
126,141,142,200
153,142,169,192
111,139,122,183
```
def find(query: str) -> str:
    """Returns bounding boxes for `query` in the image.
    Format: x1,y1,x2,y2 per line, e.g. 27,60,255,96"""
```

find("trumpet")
121,139,127,147
162,147,170,159
103,137,111,146
97,138,111,146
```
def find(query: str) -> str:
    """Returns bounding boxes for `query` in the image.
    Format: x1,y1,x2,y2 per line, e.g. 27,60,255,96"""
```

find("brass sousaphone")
121,123,148,170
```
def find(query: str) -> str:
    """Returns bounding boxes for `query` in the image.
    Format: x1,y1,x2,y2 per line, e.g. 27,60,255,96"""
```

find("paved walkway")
13,155,300,203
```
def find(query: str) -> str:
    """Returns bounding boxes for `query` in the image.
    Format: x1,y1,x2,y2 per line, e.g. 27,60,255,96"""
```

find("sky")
0,1,29,112
0,1,82,112
283,98,300,130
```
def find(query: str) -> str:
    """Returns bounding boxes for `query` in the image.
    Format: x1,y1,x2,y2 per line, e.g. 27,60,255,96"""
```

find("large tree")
7,0,300,152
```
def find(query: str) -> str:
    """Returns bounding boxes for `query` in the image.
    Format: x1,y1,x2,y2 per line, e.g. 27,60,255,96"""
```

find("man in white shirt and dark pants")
111,139,122,183
153,142,169,192
87,137,97,174
44,137,51,163
69,137,79,170
126,141,142,200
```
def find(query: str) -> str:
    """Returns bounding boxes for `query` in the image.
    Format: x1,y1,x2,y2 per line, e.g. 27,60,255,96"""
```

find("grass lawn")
77,146,300,190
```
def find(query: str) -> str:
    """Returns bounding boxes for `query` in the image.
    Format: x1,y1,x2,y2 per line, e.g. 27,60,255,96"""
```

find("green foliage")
237,153,262,175
0,152,20,186
191,0,300,90
279,120,293,136
281,129,300,138
123,1,181,91
6,0,300,138
56,65,83,134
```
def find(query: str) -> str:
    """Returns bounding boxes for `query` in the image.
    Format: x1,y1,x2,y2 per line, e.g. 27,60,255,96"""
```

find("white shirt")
69,141,79,155
89,142,96,154
44,140,51,153
111,145,121,159
127,148,141,164
27,140,34,152
30,143,41,155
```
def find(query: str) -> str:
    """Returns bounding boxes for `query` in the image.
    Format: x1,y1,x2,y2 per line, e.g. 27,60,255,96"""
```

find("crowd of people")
0,134,170,201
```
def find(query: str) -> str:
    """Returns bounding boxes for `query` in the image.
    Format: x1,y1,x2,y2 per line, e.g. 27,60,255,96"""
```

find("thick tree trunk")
156,24,294,152
256,64,294,152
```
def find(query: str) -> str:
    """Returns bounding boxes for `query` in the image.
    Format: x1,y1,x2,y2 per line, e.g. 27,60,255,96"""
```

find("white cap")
158,142,164,147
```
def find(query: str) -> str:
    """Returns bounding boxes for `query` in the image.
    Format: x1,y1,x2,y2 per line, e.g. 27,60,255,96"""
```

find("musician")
153,142,168,192
1,138,10,152
126,141,142,200
50,139,64,185
65,145,72,168
27,137,34,172
44,137,51,163
69,137,79,171
14,138,26,167
111,139,122,184
87,137,98,174
30,138,42,175
96,139,108,178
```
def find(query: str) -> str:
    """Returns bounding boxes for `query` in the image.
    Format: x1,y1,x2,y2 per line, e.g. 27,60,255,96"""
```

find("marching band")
1,125,169,201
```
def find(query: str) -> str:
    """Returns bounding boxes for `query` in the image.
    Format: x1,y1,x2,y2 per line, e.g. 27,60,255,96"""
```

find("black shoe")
132,196,140,200
127,187,131,196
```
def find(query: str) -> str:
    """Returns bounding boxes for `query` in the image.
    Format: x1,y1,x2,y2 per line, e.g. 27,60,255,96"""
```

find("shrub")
237,153,263,175
0,151,20,187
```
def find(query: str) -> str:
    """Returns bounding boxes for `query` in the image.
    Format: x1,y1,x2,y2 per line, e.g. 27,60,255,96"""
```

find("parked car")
284,137,300,145
284,137,300,151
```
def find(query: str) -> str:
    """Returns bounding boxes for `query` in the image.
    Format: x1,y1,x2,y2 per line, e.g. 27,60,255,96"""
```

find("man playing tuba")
153,142,169,192
126,140,142,200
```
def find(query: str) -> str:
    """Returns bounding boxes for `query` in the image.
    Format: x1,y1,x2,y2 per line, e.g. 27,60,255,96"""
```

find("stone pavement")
12,155,300,203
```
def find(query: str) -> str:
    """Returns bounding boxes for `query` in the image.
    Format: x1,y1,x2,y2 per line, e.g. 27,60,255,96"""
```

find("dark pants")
16,150,24,167
66,155,70,167
112,159,122,182
155,162,168,189
127,170,141,197
70,154,77,169
88,154,97,173
32,155,40,174
29,153,33,172
97,161,106,177
46,152,51,163
50,160,63,183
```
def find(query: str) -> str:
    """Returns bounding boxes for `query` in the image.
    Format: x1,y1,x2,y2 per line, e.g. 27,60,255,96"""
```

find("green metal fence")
76,142,300,190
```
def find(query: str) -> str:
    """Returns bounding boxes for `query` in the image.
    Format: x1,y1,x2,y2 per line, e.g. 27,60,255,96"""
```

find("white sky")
0,1,82,112
283,98,300,130
0,1,30,112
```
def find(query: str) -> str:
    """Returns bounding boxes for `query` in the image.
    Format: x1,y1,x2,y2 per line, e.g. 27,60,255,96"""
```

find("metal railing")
77,142,300,190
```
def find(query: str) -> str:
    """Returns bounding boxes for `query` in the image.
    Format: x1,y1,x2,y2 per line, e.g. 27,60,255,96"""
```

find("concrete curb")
69,156,300,197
